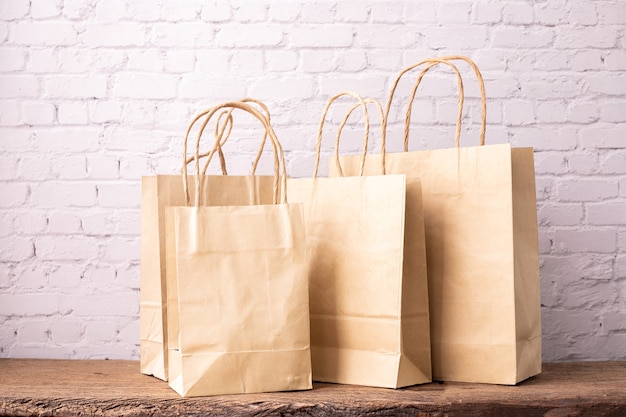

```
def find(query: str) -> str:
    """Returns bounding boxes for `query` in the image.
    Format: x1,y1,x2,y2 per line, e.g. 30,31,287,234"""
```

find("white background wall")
0,0,624,362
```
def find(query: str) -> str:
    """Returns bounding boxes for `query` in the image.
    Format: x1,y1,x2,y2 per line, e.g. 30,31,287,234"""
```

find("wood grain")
1,359,625,416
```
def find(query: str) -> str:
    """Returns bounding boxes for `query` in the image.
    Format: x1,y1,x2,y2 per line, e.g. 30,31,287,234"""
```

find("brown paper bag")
289,92,431,388
335,57,542,385
140,100,278,381
166,101,311,397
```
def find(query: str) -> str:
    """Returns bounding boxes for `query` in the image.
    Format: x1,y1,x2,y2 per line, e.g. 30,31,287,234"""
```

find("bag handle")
313,91,384,178
385,55,486,151
180,101,287,206
183,98,274,177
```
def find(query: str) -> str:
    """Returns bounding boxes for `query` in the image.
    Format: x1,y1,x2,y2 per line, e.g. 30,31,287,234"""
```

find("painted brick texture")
0,0,624,362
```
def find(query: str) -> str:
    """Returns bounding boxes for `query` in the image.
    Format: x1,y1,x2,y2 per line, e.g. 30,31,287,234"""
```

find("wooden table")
1,359,625,416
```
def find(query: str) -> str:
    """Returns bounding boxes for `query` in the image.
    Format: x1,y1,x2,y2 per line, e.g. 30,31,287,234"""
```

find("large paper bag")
335,57,542,385
289,92,431,388
140,100,278,381
166,101,311,397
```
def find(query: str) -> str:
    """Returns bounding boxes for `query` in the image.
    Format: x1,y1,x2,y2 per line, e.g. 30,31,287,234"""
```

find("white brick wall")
0,0,624,362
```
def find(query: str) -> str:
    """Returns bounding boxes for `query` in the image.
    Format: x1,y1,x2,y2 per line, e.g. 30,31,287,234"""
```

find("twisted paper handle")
180,101,286,206
314,91,384,177
385,55,486,154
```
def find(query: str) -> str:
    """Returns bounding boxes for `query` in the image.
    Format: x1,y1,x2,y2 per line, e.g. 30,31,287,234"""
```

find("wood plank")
1,359,625,416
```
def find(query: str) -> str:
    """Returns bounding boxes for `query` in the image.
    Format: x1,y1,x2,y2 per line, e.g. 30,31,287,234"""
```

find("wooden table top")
1,359,625,416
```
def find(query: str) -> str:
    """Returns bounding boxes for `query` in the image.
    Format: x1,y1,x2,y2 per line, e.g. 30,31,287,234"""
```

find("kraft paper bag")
289,92,431,388
140,100,278,381
335,56,541,385
166,101,311,397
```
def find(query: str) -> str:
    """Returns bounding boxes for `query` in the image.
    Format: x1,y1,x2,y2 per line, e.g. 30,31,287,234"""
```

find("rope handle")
180,101,287,206
384,55,486,151
313,91,382,178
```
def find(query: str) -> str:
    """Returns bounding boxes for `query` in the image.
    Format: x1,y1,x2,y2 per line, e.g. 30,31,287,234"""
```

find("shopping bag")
288,92,431,388
166,101,311,397
139,100,279,381
335,56,542,385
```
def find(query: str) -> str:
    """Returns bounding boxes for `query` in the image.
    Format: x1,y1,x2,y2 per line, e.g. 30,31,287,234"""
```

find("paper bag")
335,57,542,385
166,101,311,397
289,92,431,388
140,100,279,381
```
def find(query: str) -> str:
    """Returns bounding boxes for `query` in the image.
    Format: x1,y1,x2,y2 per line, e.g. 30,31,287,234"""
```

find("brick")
266,50,298,72
536,100,568,123
569,2,598,25
567,152,599,175
567,101,600,124
47,211,82,234
97,182,140,208
234,1,267,22
57,48,126,73
94,0,128,22
35,236,100,261
371,2,404,23
534,152,567,175
87,156,119,179
580,126,626,149
571,50,604,72
115,263,139,289
557,27,619,49
0,156,18,180
12,22,77,46
533,2,568,25
0,0,29,19
112,73,178,99
557,178,618,202
600,152,626,174
335,1,369,22
0,183,29,207
21,102,56,125
586,203,626,225
336,50,367,72
127,1,160,22
152,22,215,47
0,48,26,72
0,294,59,315
44,76,107,99
48,264,82,288
0,100,21,125
16,263,48,288
538,203,584,227
301,50,335,73
471,2,502,23
503,100,535,126
13,211,48,234
250,77,315,101
63,0,95,20
16,321,50,343
164,50,196,73
492,27,553,48
0,76,40,98
31,182,96,208
118,320,139,345
162,1,200,21
554,229,616,253
502,2,533,24
616,255,626,279
101,237,140,262
0,237,34,261
520,78,580,99
424,26,488,49
31,0,62,18
56,101,88,125
72,293,139,317
542,309,596,335
404,2,436,22
51,321,83,344
230,50,264,75
605,50,626,71
366,50,403,71
216,24,283,47
126,50,163,72
291,25,354,48
90,100,123,124
320,77,386,100
200,0,231,22
178,76,247,100
300,1,336,23
84,320,117,343
597,3,626,24
535,51,570,71
586,75,626,96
